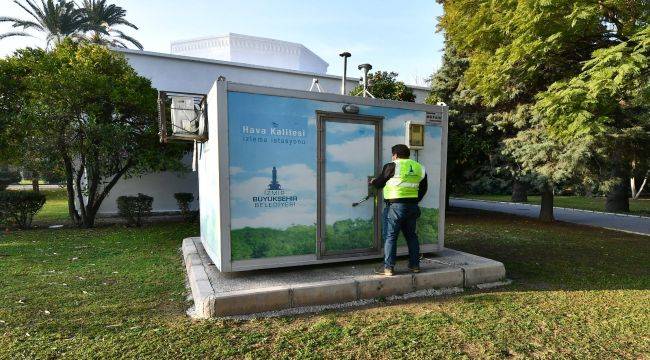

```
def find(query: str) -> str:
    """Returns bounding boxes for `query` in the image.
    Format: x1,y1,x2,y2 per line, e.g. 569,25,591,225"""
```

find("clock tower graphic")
267,166,282,190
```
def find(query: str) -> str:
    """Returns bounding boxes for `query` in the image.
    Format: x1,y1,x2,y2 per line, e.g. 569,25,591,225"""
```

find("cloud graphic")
230,166,244,175
259,163,316,192
382,135,406,162
307,117,369,133
383,113,423,133
230,163,318,229
326,136,375,167
324,170,375,224
232,163,316,202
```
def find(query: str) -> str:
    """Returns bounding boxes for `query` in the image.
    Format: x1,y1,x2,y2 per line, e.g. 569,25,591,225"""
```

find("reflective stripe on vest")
383,159,425,199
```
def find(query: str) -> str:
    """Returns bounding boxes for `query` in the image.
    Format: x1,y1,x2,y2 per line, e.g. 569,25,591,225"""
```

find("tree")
0,57,24,161
1,41,186,227
79,0,142,49
438,0,649,218
1,48,66,192
0,166,21,191
0,0,85,46
0,0,143,50
351,71,416,102
535,26,650,212
502,109,591,221
427,44,497,205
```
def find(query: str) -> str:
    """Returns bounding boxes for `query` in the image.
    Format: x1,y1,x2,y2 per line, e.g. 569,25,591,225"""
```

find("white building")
170,33,329,74
98,34,431,215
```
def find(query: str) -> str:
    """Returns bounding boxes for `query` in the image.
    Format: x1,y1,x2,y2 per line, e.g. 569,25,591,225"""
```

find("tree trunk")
62,156,80,225
82,208,96,228
631,176,647,199
31,173,40,193
76,160,133,228
445,188,450,210
74,162,88,225
606,177,630,212
539,184,554,222
511,180,528,202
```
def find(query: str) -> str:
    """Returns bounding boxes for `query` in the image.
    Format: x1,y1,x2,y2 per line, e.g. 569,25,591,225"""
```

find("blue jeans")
383,202,421,269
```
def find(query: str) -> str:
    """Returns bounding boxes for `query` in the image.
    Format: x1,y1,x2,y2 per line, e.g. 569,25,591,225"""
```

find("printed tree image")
230,208,438,260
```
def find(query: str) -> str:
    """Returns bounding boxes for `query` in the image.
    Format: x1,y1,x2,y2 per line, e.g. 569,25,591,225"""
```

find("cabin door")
317,111,383,258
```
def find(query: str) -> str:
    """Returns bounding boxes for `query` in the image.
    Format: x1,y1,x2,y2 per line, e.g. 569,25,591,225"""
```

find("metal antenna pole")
339,52,351,95
309,78,323,92
358,63,374,98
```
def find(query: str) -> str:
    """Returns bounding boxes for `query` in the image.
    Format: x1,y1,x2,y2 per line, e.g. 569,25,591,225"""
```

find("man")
370,144,427,276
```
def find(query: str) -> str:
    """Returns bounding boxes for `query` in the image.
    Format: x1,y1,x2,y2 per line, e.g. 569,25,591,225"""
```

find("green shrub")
116,193,153,227
0,170,21,191
173,192,196,222
0,206,8,229
467,177,511,195
0,191,46,229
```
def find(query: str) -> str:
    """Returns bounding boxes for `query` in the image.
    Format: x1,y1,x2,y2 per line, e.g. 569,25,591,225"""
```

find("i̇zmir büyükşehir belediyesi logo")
251,166,298,208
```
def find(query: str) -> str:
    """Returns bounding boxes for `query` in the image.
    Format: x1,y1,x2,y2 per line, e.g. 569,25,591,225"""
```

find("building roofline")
170,33,329,67
112,47,430,91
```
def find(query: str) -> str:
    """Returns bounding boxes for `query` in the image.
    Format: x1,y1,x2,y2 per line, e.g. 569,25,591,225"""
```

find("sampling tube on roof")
339,52,351,95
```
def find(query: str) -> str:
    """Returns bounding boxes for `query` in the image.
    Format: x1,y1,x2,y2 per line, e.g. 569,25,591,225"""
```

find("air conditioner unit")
170,96,199,135
158,91,208,143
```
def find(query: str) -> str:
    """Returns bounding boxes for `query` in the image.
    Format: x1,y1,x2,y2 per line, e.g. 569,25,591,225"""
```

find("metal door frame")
316,111,383,259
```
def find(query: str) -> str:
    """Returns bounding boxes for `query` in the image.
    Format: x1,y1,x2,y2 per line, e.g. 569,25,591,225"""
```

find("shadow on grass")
444,207,650,292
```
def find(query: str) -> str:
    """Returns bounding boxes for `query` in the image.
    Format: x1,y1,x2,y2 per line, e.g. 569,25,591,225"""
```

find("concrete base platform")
182,237,507,318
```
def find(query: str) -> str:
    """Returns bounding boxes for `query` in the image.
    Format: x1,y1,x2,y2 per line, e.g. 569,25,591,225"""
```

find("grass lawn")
1,210,648,358
457,194,650,217
34,188,70,224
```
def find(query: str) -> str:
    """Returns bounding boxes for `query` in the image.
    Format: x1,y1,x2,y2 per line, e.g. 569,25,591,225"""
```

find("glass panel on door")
319,117,380,256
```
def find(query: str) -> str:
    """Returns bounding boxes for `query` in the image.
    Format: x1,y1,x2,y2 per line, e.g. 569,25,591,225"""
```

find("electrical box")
405,121,425,150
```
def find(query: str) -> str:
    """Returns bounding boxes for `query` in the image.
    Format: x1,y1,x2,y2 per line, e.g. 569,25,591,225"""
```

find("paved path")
450,198,650,236
6,184,62,191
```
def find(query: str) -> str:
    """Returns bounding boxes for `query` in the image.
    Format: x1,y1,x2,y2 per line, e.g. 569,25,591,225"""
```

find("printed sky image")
227,92,441,230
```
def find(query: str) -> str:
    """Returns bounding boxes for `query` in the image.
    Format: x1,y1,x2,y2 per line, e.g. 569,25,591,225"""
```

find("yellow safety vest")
383,159,426,199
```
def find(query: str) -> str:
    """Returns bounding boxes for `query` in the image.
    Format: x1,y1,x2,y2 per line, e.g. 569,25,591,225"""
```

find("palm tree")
79,0,142,50
0,0,85,47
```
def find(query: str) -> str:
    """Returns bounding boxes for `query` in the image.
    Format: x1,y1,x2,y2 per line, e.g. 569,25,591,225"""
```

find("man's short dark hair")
391,144,410,159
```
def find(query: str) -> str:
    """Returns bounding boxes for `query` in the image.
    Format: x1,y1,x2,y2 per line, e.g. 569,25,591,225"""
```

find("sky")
0,0,445,85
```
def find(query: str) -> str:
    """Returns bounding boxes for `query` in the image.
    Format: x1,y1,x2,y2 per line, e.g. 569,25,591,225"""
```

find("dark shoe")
408,266,421,273
374,266,394,276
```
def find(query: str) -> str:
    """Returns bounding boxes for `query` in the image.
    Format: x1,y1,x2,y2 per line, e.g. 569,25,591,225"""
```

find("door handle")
353,176,377,207
367,176,377,197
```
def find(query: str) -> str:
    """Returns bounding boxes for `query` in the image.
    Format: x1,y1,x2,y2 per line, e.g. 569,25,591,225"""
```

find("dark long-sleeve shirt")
371,162,428,203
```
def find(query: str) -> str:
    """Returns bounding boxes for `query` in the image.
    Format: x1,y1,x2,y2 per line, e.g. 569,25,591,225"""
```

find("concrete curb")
463,262,507,287
451,197,649,219
182,238,507,318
